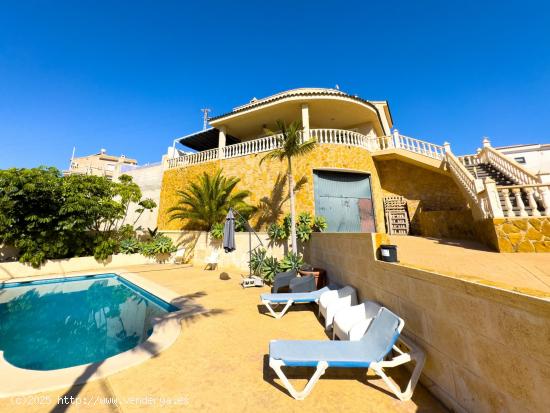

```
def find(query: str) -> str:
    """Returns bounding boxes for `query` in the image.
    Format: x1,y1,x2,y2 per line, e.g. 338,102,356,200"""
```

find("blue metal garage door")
313,170,376,232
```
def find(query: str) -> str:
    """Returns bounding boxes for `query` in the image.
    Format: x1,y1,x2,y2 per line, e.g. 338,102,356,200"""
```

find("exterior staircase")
464,163,544,216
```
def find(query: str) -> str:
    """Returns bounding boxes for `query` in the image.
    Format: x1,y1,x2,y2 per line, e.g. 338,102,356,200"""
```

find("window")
514,157,526,164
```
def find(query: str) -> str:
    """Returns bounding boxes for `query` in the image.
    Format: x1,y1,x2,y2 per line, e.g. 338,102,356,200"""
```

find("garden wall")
304,232,550,412
0,254,156,280
162,230,289,272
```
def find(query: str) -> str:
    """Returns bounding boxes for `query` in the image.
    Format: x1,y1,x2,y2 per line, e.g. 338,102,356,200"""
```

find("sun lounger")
260,286,332,319
333,300,381,340
318,285,357,330
269,307,424,401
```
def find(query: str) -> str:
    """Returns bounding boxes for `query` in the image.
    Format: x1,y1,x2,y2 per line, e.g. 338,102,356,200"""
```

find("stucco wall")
158,145,385,232
162,230,290,272
375,159,470,235
304,232,550,412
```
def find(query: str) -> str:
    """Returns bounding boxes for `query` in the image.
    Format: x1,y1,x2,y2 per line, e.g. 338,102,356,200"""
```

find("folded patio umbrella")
223,209,236,253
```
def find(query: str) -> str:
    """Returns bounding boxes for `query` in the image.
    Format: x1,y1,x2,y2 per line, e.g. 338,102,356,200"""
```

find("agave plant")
267,223,288,241
260,256,281,283
119,238,141,254
297,211,313,227
296,222,313,242
210,222,224,239
279,251,304,272
249,248,268,276
312,216,328,232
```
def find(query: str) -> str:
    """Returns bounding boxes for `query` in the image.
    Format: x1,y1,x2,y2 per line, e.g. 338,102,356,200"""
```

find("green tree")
0,167,152,267
260,120,316,253
167,169,255,230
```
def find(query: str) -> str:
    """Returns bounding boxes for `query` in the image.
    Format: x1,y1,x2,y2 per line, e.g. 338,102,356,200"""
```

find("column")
301,104,310,141
218,126,227,159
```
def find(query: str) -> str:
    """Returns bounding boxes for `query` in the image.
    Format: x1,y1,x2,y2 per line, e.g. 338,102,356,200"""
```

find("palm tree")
260,120,316,253
167,169,255,230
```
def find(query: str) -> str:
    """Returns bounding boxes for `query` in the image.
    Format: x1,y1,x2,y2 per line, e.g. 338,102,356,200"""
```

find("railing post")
392,129,399,149
526,188,541,217
482,137,491,148
443,141,451,155
483,178,504,218
501,188,514,217
513,188,528,217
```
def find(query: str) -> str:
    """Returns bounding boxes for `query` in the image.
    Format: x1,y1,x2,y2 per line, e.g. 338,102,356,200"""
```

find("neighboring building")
113,162,163,231
496,143,550,183
64,149,137,180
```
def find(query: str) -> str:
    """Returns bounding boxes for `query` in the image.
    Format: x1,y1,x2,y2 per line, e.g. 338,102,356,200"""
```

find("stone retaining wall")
492,217,550,252
305,232,550,412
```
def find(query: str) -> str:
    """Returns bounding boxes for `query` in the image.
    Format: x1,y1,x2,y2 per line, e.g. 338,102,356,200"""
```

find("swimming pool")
0,273,178,371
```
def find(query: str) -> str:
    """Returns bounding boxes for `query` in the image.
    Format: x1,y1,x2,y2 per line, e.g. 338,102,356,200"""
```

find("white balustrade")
497,184,550,217
482,146,540,185
458,154,481,166
167,129,446,169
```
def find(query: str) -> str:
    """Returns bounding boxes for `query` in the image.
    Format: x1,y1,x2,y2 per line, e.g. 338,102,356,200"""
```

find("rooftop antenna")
201,108,211,131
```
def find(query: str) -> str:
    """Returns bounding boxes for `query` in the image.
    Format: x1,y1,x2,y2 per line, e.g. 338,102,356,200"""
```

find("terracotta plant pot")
298,267,327,289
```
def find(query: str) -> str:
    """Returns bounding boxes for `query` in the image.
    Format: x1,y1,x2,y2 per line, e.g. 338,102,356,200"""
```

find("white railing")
446,151,488,216
309,128,374,149
166,147,219,168
458,154,481,166
375,133,445,160
166,128,447,169
497,184,550,217
221,133,283,158
481,146,540,185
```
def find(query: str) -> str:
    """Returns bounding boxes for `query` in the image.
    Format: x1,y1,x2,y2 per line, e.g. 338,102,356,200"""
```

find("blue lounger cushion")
261,286,330,303
270,307,400,367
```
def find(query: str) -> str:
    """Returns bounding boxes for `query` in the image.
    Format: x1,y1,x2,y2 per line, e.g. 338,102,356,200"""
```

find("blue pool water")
0,274,177,371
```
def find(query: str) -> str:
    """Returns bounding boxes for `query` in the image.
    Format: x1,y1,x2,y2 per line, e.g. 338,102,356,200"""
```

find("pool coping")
0,269,186,398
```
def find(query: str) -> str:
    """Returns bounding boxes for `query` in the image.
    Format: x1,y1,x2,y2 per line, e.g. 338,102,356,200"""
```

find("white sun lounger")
318,285,358,330
260,286,332,319
269,307,424,401
333,300,382,340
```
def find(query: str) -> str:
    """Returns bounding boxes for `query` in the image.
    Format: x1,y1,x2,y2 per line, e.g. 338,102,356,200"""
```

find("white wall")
498,144,550,182
116,163,163,231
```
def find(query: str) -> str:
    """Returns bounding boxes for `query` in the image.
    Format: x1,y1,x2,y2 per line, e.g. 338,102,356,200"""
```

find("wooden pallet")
383,196,410,235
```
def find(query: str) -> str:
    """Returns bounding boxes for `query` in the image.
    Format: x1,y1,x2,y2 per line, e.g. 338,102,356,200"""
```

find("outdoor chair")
271,269,297,293
204,251,219,270
333,300,382,340
269,307,425,401
260,285,332,319
172,248,186,264
318,286,358,330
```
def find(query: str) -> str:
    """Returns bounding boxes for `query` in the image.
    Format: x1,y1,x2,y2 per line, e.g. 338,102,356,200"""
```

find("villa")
159,88,550,253
1,88,549,413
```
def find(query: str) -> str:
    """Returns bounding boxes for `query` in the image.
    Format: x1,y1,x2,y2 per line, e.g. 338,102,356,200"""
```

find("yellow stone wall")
374,159,471,235
492,217,550,252
305,232,550,412
158,145,386,232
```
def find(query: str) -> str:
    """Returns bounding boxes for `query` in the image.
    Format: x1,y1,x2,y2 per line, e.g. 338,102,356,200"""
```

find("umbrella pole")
230,208,265,278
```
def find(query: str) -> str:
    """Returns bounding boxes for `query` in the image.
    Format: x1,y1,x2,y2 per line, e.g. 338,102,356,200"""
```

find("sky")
0,0,549,170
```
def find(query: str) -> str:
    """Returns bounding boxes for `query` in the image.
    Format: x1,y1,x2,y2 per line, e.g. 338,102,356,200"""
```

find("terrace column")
218,126,227,159
301,104,310,140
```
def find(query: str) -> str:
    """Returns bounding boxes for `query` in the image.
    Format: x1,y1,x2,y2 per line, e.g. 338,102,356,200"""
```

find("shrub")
140,235,176,257
210,222,224,239
93,238,119,261
296,222,312,242
312,216,328,232
267,212,327,243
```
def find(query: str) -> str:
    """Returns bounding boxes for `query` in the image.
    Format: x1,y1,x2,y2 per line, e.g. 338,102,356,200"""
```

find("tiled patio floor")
390,236,550,298
0,264,447,412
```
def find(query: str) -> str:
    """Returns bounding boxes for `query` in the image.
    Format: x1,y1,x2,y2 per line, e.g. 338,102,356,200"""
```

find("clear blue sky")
0,1,549,169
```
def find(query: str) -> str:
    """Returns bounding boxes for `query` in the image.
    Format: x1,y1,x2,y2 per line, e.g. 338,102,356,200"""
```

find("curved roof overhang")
209,89,393,139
